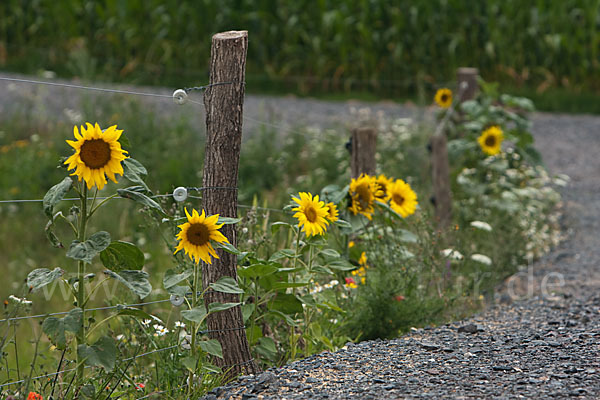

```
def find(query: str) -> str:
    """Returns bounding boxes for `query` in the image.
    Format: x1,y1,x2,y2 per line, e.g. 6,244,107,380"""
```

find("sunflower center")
484,135,496,147
441,94,448,102
305,206,318,223
392,193,405,206
80,139,111,169
186,223,210,246
356,183,372,204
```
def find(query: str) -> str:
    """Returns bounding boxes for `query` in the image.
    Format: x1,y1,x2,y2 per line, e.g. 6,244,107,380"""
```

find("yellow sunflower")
387,179,418,217
64,123,128,190
292,192,329,236
374,174,391,201
434,88,453,108
478,126,504,156
358,251,367,266
325,202,339,222
174,208,229,264
349,174,378,220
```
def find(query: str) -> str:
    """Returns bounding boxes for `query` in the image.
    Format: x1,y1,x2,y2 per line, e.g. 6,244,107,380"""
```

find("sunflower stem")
76,184,88,386
88,193,118,218
188,260,200,396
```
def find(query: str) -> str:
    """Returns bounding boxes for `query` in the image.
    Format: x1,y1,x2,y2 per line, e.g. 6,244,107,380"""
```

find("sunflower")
174,208,229,264
387,179,418,217
64,123,128,190
325,202,339,222
292,192,329,236
477,126,504,156
374,174,391,201
349,174,378,220
434,88,452,108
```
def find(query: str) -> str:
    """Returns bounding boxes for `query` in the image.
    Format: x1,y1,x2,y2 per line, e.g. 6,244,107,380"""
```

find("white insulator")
172,89,188,105
173,186,188,202
170,294,185,307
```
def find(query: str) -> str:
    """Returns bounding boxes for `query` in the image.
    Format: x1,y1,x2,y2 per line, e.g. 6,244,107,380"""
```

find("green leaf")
77,336,117,371
270,221,293,235
42,308,82,349
312,265,333,274
163,268,192,293
320,249,340,258
209,276,244,294
269,249,297,262
66,231,111,264
333,219,352,229
122,158,149,192
256,337,277,361
181,306,207,324
272,281,309,290
45,219,63,248
272,293,303,314
199,339,223,359
103,270,152,298
181,356,197,373
208,302,240,313
237,263,278,280
217,216,242,225
241,304,254,322
43,177,72,219
213,241,242,255
100,241,144,272
328,259,355,271
27,268,64,291
117,187,165,215
267,310,297,327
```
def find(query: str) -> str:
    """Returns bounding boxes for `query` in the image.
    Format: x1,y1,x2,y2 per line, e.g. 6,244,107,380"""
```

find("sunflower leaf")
66,231,111,264
123,158,150,192
217,216,242,225
100,241,145,272
181,306,208,324
42,308,82,350
163,268,193,293
209,276,244,294
237,263,278,280
199,339,223,359
45,220,63,248
27,267,64,291
117,187,166,216
208,302,240,313
115,305,162,324
43,177,73,219
103,270,152,299
77,336,117,371
213,241,243,256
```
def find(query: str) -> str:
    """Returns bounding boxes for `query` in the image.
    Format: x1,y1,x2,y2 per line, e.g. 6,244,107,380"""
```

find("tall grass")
1,0,598,98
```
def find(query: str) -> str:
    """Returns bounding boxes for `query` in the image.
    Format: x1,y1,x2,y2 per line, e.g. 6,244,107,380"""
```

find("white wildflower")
141,319,152,328
153,324,169,337
8,295,32,305
471,254,492,265
174,321,186,329
470,221,492,232
441,248,464,260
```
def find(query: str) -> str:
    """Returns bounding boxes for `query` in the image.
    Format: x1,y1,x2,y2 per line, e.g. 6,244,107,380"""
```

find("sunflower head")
292,192,329,237
174,208,230,264
434,88,453,108
374,174,391,201
325,202,339,222
387,179,418,218
349,174,377,220
64,122,128,190
478,126,504,156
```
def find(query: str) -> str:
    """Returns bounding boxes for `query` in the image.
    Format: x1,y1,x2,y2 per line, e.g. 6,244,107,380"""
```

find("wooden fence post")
457,67,479,102
431,67,480,230
202,30,258,376
350,127,377,178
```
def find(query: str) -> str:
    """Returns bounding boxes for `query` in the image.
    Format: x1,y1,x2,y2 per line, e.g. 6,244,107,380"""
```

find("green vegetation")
1,1,599,112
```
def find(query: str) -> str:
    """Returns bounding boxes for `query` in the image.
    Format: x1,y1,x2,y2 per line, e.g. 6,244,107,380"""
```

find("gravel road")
1,74,598,399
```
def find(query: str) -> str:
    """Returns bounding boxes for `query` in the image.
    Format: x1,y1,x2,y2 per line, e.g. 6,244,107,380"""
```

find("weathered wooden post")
202,30,258,376
350,127,377,178
457,67,479,102
431,68,478,229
